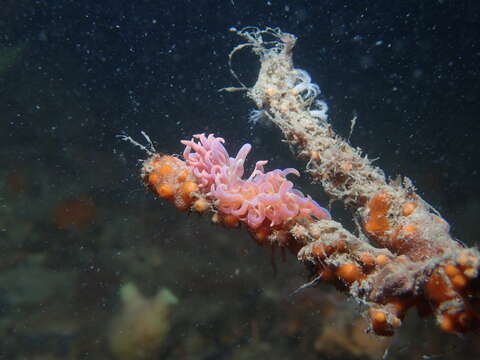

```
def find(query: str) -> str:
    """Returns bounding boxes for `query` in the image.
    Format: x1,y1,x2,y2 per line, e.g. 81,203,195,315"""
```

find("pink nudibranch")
182,134,330,228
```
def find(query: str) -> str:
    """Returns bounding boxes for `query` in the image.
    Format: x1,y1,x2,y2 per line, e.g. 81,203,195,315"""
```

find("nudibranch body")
142,134,330,234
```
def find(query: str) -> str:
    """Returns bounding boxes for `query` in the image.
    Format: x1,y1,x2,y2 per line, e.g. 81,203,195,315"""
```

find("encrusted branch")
227,27,480,335
126,27,480,337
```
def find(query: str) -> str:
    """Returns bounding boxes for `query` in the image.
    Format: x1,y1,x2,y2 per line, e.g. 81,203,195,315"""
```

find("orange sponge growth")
364,193,391,239
143,155,201,211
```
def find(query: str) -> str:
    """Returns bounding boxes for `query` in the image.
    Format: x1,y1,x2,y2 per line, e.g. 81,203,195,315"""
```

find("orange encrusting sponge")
143,155,201,211
363,193,432,260
424,262,479,333
364,193,391,239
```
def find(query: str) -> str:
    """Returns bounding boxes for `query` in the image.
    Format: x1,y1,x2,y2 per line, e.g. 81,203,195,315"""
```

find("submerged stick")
125,27,480,337
229,27,480,335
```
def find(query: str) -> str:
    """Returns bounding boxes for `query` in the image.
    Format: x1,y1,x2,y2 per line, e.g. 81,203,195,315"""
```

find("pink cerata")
181,134,330,229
